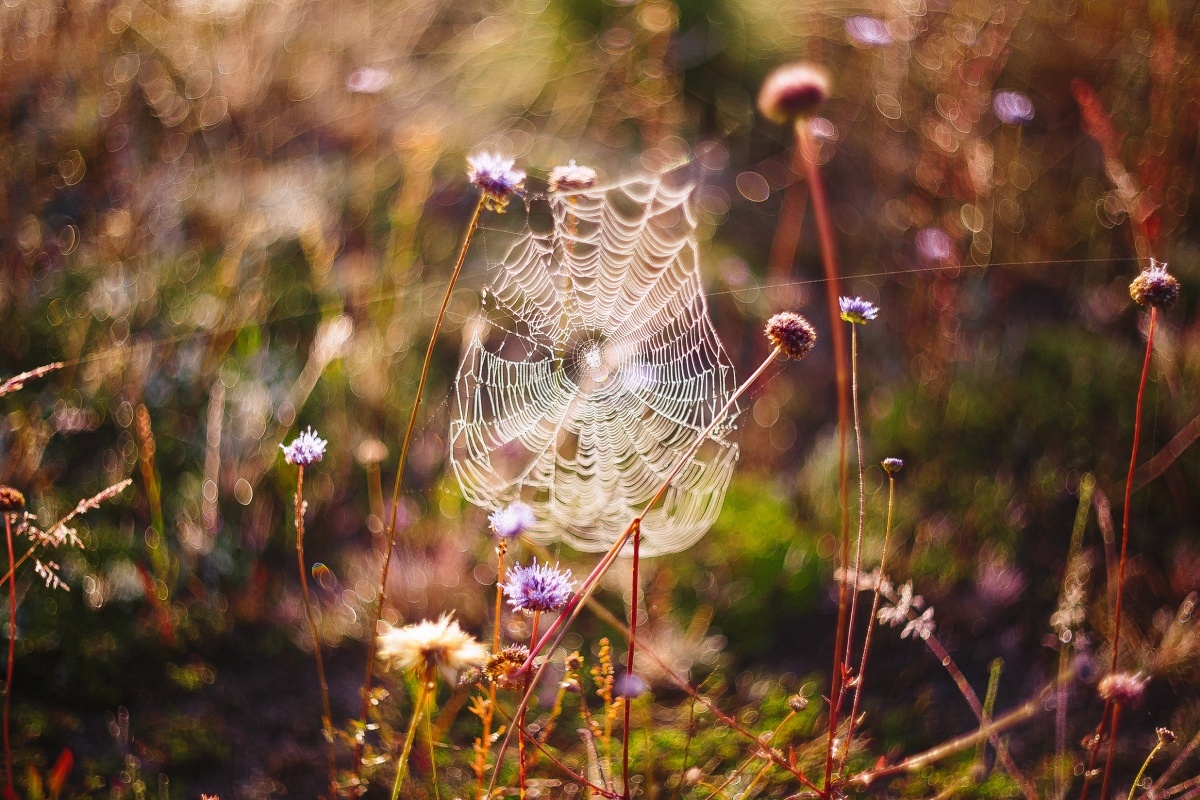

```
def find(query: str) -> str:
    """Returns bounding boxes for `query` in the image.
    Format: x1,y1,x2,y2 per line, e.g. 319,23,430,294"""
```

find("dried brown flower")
0,487,25,513
765,312,817,360
1129,260,1180,309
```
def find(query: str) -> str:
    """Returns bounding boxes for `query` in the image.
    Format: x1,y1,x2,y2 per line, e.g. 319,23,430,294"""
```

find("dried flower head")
0,487,26,513
839,296,879,325
483,644,529,690
503,560,574,614
881,457,904,475
1129,259,1180,309
757,63,830,124
467,152,525,212
1157,727,1177,745
787,693,810,712
281,427,327,466
1097,672,1147,706
765,312,818,360
992,90,1035,125
548,160,598,193
489,500,536,540
376,614,487,682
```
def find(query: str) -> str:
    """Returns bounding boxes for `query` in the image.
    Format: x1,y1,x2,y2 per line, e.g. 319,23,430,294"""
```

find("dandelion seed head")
757,63,830,124
548,160,598,193
483,644,529,690
1097,671,1147,706
376,614,487,682
1129,259,1180,309
502,560,574,614
882,457,904,474
0,487,26,513
839,296,879,325
992,90,1035,125
467,151,525,212
765,312,817,360
489,500,536,540
281,426,327,466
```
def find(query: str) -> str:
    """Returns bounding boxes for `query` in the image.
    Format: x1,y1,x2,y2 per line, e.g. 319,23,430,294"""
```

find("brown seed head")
765,312,817,360
0,487,25,513
483,644,530,690
1097,671,1147,706
1129,260,1180,309
758,63,830,124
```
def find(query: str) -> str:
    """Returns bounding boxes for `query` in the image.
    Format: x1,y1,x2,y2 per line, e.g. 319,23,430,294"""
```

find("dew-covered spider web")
449,170,739,556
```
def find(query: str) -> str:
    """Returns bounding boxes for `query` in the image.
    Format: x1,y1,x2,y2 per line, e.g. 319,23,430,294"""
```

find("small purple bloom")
489,500,536,540
839,296,879,324
614,672,649,699
992,90,1034,125
503,560,574,614
845,16,892,46
882,457,904,475
281,426,327,466
467,152,526,211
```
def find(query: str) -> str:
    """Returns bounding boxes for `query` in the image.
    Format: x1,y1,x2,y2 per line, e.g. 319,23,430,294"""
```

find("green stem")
391,665,436,800
1127,736,1165,800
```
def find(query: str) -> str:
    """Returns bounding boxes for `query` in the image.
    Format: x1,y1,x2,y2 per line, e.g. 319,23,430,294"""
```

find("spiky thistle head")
467,152,525,212
0,487,25,513
281,426,327,466
839,296,879,324
765,312,817,360
548,160,598,193
757,63,830,124
1129,259,1180,309
376,614,487,682
489,500,536,540
502,560,574,614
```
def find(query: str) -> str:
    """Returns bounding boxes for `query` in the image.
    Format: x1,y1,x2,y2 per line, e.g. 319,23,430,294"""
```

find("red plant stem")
294,466,337,798
1079,701,1112,800
1083,305,1157,800
358,195,485,764
518,610,539,799
795,118,851,799
1099,702,1123,800
621,523,641,799
3,514,14,797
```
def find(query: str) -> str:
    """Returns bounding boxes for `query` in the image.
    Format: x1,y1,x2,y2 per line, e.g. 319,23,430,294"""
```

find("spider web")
449,171,739,556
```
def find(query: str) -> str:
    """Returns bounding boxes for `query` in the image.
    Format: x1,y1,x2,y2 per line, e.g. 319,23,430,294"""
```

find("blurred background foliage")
2,0,1200,795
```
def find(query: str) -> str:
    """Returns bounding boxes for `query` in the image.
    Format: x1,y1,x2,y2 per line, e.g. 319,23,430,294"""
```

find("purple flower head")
467,152,525,212
614,672,649,699
489,500,536,540
992,90,1034,125
845,16,892,47
281,426,327,466
1129,259,1180,309
839,296,879,324
503,560,574,614
757,63,830,124
882,457,904,475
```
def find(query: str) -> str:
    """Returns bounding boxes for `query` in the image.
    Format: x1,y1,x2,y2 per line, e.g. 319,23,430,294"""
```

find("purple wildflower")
1129,259,1180,309
845,16,892,46
548,160,598,193
467,152,525,212
992,90,1034,125
614,672,649,699
503,560,574,614
281,426,327,466
882,457,904,474
839,296,879,324
489,500,536,539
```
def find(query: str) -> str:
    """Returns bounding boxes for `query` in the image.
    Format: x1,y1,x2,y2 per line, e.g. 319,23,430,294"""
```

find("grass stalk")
839,322,868,730
359,194,486,764
391,664,436,800
294,465,338,798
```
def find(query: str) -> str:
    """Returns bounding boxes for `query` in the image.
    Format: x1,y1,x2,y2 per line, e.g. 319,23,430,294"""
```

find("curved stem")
295,466,337,797
840,472,896,775
518,610,540,799
1127,733,1165,800
391,665,435,800
840,324,868,743
360,195,486,761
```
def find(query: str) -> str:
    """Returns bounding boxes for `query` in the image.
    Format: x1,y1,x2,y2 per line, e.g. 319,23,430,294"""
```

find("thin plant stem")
840,324,868,714
795,116,852,799
518,610,540,799
474,541,507,800
3,514,15,798
1084,304,1158,800
391,664,436,800
294,465,337,798
360,194,486,761
1101,703,1124,800
1126,733,1167,800
840,470,897,775
1150,724,1200,796
621,523,641,800
488,348,786,795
